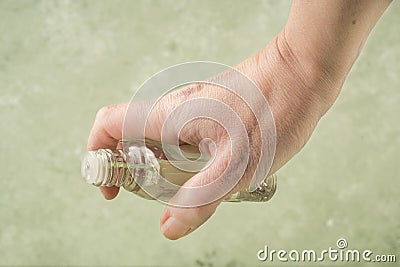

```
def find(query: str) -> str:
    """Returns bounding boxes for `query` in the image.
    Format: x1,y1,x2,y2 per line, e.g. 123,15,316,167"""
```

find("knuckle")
95,105,113,120
95,104,123,122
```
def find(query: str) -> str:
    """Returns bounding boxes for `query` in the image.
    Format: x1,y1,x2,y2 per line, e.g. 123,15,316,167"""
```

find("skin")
86,0,392,240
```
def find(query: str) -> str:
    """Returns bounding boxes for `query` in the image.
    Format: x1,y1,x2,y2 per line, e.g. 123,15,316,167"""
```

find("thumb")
160,146,245,240
160,200,221,240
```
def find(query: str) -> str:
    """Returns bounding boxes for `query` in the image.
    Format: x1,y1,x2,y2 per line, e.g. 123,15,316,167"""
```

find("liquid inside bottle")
81,140,277,202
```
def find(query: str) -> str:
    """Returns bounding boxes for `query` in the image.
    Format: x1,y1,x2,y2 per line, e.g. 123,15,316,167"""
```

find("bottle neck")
81,149,132,187
81,145,161,191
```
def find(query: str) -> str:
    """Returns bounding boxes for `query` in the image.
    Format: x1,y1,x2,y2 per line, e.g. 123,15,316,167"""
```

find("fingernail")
161,216,191,240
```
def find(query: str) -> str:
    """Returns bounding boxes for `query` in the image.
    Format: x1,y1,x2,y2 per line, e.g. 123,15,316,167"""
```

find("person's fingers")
87,103,127,200
160,150,238,240
87,100,165,200
160,200,221,240
87,103,128,151
100,186,120,200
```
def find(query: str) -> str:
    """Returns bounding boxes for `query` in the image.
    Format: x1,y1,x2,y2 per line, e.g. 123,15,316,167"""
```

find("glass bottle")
81,140,277,202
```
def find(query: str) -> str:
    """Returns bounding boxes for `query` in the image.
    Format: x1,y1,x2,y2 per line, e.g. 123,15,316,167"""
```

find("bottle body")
81,140,277,202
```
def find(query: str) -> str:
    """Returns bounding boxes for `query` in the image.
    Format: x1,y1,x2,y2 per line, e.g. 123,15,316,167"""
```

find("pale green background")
0,0,399,266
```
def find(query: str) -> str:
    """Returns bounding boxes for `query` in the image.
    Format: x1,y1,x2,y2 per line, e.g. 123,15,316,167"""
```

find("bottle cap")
81,151,103,185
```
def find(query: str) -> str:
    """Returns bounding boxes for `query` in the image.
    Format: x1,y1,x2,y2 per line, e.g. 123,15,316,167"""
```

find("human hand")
86,1,391,240
86,34,340,240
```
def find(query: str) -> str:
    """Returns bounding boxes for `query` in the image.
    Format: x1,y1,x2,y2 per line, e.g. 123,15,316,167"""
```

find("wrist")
254,29,343,120
236,33,335,171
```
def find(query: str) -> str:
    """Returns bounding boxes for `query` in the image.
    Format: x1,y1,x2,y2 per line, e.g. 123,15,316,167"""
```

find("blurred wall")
0,0,398,266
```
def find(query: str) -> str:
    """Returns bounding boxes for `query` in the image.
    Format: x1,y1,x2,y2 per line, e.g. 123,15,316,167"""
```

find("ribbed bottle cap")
81,151,101,185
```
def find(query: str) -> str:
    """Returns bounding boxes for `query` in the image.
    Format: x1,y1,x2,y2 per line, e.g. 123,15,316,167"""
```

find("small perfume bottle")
81,140,277,202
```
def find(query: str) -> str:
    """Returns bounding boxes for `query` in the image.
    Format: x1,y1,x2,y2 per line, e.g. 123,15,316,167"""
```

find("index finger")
87,103,128,199
87,103,128,150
